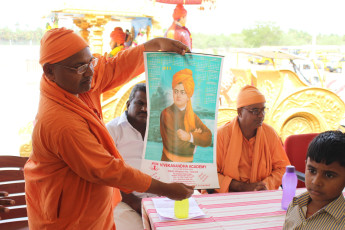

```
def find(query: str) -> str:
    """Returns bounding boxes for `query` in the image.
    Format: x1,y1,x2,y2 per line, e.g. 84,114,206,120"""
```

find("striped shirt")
283,191,345,230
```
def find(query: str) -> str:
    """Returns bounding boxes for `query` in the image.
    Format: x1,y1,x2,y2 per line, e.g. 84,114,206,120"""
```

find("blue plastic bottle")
281,165,298,210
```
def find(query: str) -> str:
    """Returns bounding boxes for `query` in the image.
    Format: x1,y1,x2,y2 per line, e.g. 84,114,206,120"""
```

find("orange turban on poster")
39,27,88,65
110,27,126,44
236,85,266,108
172,68,195,132
173,4,187,20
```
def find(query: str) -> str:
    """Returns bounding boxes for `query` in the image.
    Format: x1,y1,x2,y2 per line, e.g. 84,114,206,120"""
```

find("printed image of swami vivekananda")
160,68,212,162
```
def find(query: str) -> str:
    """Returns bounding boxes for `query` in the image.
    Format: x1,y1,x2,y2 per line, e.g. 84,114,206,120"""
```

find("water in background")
0,45,41,155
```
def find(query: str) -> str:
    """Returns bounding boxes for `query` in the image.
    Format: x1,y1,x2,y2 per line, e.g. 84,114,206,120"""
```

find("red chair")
284,133,319,188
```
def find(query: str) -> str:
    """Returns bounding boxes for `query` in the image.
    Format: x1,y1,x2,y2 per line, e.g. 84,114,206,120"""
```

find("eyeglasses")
242,107,268,116
173,89,187,96
54,57,98,74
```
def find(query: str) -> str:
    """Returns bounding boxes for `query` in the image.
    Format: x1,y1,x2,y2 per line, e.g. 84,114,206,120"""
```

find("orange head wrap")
39,27,88,65
236,85,266,108
172,68,195,132
173,4,187,20
110,27,126,44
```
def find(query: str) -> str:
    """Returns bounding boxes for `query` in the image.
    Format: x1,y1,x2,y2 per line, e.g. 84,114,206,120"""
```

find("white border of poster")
141,52,223,189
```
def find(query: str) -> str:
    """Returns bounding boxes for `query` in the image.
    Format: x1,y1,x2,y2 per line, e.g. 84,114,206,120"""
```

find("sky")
0,0,344,35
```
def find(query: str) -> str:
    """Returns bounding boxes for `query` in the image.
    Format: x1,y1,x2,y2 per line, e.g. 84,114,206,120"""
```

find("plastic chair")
0,156,29,230
284,133,319,188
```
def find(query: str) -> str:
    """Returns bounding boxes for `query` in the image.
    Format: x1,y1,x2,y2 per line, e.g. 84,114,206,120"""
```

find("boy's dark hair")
128,83,146,102
307,130,345,167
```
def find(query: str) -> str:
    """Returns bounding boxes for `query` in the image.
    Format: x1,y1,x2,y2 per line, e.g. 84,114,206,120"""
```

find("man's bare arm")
146,179,194,200
120,191,142,215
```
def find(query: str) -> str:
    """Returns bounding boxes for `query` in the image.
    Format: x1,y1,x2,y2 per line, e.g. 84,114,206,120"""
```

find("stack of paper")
152,197,206,221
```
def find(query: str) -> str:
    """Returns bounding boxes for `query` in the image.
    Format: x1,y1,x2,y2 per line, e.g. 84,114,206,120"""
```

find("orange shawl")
25,45,151,229
217,117,290,193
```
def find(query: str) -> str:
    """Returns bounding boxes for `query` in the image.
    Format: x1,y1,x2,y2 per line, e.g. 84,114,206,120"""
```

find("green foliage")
317,34,345,45
0,27,44,44
242,21,283,47
193,22,345,49
192,33,246,49
0,27,12,40
228,33,247,48
1,22,345,48
280,29,312,46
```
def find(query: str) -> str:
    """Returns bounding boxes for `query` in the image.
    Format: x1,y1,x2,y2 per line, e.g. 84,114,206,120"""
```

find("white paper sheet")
152,197,206,221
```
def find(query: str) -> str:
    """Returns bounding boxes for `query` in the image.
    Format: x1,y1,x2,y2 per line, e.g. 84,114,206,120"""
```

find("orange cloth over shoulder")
24,27,151,230
216,85,290,193
172,68,195,132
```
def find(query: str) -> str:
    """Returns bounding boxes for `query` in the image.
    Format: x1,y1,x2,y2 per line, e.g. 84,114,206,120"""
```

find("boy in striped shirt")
283,131,345,229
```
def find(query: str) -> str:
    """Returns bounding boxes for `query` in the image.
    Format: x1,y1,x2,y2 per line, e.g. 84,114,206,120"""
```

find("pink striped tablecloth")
142,188,308,230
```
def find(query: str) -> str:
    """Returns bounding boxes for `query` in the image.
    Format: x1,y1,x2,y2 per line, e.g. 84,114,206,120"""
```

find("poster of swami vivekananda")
141,52,224,189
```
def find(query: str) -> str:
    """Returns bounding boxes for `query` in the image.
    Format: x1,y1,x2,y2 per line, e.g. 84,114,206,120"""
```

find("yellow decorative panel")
217,108,237,127
270,88,345,141
18,122,33,157
256,70,284,111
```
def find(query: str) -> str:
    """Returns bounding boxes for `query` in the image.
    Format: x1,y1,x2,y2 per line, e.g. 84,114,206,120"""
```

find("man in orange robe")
109,27,126,58
24,28,194,230
160,68,212,162
216,85,290,193
165,4,192,50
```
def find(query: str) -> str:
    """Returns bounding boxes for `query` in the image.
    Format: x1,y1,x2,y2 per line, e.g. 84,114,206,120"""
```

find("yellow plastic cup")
174,199,189,219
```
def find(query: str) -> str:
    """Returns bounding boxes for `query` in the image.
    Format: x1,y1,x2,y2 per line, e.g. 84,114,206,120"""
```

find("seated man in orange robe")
24,28,194,230
165,4,192,50
216,85,290,193
160,68,212,162
109,27,126,58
